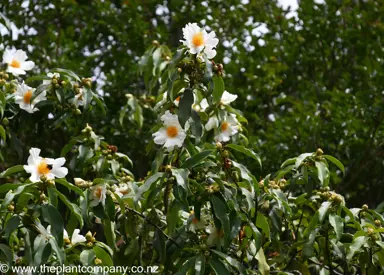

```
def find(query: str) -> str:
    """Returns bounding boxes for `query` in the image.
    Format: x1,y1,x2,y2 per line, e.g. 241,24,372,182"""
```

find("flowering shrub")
0,23,384,275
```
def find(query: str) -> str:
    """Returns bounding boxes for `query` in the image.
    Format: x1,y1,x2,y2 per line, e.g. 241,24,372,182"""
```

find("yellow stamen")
95,187,103,199
192,32,204,47
221,122,229,132
175,96,181,102
23,90,33,104
10,59,21,68
166,126,178,138
37,160,50,175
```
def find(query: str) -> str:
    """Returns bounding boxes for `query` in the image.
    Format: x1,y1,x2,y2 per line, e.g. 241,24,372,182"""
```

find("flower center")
23,90,33,104
166,126,178,138
221,122,229,132
175,96,181,102
95,187,103,199
192,217,200,225
192,32,204,47
37,160,50,175
10,59,21,68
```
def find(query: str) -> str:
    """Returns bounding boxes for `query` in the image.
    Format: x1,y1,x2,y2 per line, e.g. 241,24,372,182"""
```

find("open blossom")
200,91,237,112
14,83,46,113
2,49,35,76
206,224,224,246
181,23,219,59
23,148,68,183
205,114,240,142
73,88,85,107
90,184,107,207
114,183,131,198
181,211,208,233
47,226,86,245
152,110,186,151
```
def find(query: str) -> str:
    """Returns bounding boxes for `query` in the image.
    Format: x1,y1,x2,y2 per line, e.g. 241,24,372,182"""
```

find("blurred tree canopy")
1,0,383,208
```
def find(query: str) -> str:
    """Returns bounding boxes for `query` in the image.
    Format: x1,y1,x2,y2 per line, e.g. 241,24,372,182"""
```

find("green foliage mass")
0,0,383,274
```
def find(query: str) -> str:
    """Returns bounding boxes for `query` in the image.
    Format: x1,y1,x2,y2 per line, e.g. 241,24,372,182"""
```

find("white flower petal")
205,116,219,131
221,91,237,105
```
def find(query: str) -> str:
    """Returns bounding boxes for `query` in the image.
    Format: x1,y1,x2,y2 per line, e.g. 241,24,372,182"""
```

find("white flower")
70,229,87,245
181,23,219,59
181,211,207,233
2,49,35,76
42,72,60,85
90,184,107,207
199,91,237,112
206,224,224,246
23,148,68,183
114,183,130,198
152,110,186,151
14,83,46,113
73,88,85,107
47,226,85,245
215,114,240,142
220,91,237,105
205,116,219,131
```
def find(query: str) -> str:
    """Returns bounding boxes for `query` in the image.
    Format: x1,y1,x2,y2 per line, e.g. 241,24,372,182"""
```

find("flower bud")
61,80,66,86
47,179,55,186
40,175,48,182
0,79,5,85
94,258,102,265
367,228,374,235
165,56,170,61
215,142,222,150
74,178,86,187
152,40,160,47
374,220,381,227
362,204,369,210
4,73,9,79
222,150,230,158
316,148,324,156
86,242,93,248
64,237,71,244
125,93,133,99
7,204,15,212
177,67,182,73
75,108,82,115
85,231,93,241
165,165,172,172
2,117,9,125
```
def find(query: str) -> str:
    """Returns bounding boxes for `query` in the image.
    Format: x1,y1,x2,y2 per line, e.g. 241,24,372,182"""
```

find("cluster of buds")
74,178,93,188
39,191,48,203
212,60,224,76
73,83,82,94
81,123,93,135
259,179,265,188
102,144,118,160
40,175,55,187
51,73,66,88
85,231,96,247
268,180,280,190
277,179,286,189
329,192,344,205
0,71,9,86
81,77,92,88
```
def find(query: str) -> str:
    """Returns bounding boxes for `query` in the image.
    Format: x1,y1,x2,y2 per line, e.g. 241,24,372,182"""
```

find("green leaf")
0,125,6,142
4,215,21,238
103,218,117,253
211,195,230,240
211,249,245,273
80,249,95,266
0,183,21,194
256,212,270,239
0,244,13,265
318,201,332,223
0,165,24,178
41,204,64,247
49,238,65,265
171,168,189,190
225,144,262,168
315,161,330,187
210,257,230,275
53,68,81,82
295,153,312,168
195,254,206,275
323,155,345,175
256,248,270,275
329,213,343,241
154,228,166,263
53,189,84,228
347,236,367,260
55,178,84,197
212,76,225,103
178,88,194,127
181,150,213,169
93,246,113,266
